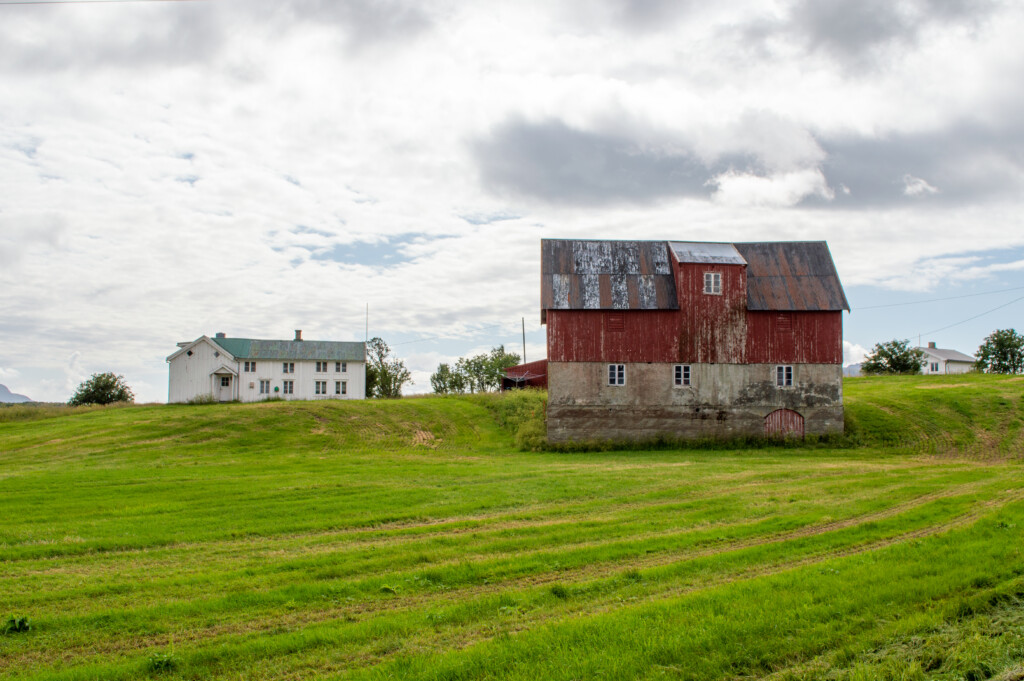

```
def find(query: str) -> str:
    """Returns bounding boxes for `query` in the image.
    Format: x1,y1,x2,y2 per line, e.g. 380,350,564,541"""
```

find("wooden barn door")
764,409,804,438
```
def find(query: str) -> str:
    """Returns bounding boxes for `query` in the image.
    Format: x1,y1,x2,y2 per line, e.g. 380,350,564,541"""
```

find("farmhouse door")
218,376,233,402
764,409,804,438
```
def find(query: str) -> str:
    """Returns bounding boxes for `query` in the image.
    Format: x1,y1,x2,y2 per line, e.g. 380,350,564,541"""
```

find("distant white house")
917,341,976,375
167,331,366,403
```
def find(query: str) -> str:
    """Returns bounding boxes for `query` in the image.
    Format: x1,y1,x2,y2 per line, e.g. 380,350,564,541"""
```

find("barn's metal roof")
212,337,366,361
541,239,849,313
669,242,746,265
540,239,679,314
733,242,850,312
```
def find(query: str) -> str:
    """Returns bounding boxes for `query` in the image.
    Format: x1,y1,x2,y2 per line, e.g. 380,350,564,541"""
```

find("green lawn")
1,374,1023,680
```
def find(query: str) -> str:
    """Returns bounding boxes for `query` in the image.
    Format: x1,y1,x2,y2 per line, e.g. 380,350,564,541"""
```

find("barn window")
606,313,625,332
608,364,625,386
776,365,793,387
674,365,691,386
703,272,722,295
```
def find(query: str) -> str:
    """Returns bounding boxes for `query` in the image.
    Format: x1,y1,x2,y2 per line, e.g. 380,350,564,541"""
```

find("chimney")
215,332,226,339
928,341,936,349
295,330,303,341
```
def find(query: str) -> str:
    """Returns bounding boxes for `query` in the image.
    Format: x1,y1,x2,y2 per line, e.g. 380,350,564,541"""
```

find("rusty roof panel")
734,241,849,311
541,239,679,311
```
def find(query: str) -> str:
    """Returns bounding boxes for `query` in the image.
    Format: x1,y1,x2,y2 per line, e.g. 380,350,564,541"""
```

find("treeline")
430,345,520,394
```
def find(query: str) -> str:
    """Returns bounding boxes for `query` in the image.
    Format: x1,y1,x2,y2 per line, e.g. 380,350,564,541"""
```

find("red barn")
541,239,849,442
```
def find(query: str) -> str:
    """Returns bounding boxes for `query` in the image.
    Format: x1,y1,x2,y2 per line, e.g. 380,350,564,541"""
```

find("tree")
68,372,134,406
365,337,412,398
861,339,925,375
975,328,1024,374
430,363,467,394
450,345,521,393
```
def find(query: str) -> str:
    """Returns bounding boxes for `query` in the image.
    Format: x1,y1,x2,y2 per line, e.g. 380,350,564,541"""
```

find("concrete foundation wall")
547,362,843,442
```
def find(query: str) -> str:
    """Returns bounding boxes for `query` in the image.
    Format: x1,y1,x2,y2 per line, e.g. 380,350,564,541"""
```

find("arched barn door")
764,409,804,438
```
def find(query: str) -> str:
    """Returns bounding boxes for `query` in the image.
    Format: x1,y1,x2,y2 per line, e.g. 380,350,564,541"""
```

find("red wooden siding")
746,311,843,364
764,409,805,438
547,310,680,362
675,262,748,363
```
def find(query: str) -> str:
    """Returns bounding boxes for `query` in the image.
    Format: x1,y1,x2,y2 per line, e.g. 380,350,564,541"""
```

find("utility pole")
522,317,526,364
365,304,369,343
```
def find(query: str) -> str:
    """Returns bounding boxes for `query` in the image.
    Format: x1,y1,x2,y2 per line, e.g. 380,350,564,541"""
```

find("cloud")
778,0,998,68
804,121,1024,208
903,175,939,197
0,366,20,382
843,341,869,366
471,115,834,206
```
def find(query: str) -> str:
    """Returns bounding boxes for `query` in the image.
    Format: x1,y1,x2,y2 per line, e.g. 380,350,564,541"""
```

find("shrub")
68,373,134,406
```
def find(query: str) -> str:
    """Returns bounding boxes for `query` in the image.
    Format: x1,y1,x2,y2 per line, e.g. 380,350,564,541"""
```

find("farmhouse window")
336,361,347,373
776,365,793,387
674,364,691,386
930,362,939,372
283,362,294,374
220,377,230,387
244,361,254,372
316,361,324,372
703,272,722,295
315,380,327,395
259,380,270,394
608,364,625,386
336,381,347,395
282,380,294,394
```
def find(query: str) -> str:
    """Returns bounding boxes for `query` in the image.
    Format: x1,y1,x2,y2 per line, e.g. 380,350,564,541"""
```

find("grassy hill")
1,375,1023,680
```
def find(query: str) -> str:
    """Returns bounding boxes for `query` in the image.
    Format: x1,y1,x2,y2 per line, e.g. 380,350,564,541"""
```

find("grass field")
1,374,1023,680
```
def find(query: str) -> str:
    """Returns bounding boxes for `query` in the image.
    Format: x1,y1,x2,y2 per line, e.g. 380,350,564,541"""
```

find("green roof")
212,338,365,362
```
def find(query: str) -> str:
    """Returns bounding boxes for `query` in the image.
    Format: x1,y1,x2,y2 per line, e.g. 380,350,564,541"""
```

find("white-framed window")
674,364,691,386
776,365,793,387
282,362,295,374
282,380,294,394
704,272,722,295
220,376,230,387
336,381,347,395
316,361,329,372
259,380,270,394
315,380,327,395
608,364,625,386
244,361,256,372
336,361,347,373
930,362,939,372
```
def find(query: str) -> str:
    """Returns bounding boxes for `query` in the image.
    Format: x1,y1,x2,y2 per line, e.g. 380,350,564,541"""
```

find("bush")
68,372,134,406
3,616,29,634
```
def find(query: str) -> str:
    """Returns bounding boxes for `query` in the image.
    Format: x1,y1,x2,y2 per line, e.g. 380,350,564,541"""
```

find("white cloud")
903,174,939,196
843,341,869,367
709,168,834,207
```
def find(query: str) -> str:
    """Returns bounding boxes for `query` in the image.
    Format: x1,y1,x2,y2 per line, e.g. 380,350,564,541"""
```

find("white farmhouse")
167,331,366,403
917,341,976,375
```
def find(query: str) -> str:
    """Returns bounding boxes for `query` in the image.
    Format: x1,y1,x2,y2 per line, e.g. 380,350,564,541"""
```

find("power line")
856,285,1024,310
913,294,1024,338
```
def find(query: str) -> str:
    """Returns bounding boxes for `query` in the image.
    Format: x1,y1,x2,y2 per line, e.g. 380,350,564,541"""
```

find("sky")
1,0,1023,402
